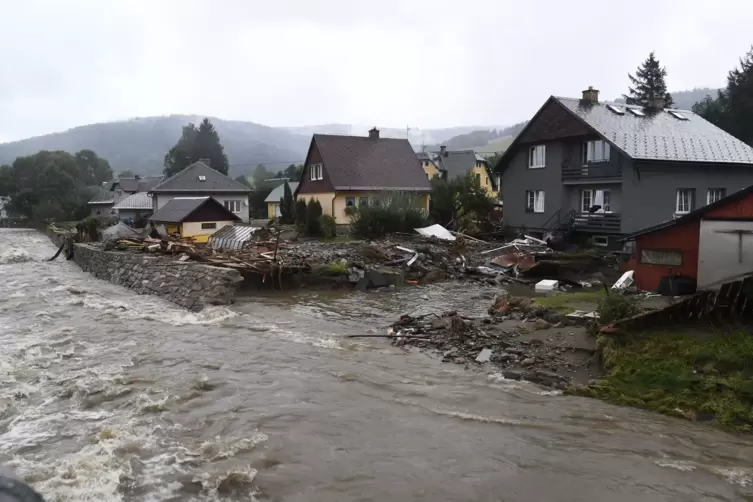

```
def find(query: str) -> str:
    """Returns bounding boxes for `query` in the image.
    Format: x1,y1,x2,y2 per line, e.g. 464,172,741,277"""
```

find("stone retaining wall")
73,244,243,310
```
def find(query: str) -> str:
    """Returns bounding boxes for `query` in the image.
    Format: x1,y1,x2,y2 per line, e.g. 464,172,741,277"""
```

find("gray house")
149,161,252,223
87,175,163,218
496,87,753,245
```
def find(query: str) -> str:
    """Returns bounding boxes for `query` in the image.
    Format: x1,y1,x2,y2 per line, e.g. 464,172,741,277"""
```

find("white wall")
697,219,753,289
154,193,249,223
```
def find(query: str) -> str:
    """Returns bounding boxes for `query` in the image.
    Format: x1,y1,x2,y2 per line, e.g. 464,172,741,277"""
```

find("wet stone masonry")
73,244,243,311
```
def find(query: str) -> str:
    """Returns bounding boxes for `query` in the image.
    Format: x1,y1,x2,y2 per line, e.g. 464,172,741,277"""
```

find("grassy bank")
532,290,606,313
570,329,753,431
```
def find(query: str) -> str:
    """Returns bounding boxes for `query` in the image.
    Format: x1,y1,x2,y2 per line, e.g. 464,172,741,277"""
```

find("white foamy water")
2,228,753,502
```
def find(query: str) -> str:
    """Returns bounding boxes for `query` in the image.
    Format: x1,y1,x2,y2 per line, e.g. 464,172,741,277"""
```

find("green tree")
118,170,135,178
294,199,307,231
162,118,230,177
234,175,252,187
192,118,229,175
693,46,753,147
306,199,323,236
163,123,198,177
429,175,495,229
252,163,272,189
279,181,296,224
624,52,674,108
275,163,304,181
75,149,113,185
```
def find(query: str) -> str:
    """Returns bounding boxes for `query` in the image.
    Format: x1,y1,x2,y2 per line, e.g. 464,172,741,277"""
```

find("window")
581,189,611,213
528,145,546,168
668,110,688,121
640,249,683,266
475,172,481,183
627,107,645,117
592,236,609,247
676,189,693,214
707,188,726,204
201,222,217,230
345,196,356,207
583,140,611,163
224,200,242,213
358,196,369,207
606,104,624,115
525,190,545,213
309,163,323,181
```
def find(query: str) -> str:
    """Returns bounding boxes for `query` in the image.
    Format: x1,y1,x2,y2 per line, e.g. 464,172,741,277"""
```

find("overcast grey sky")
0,0,751,142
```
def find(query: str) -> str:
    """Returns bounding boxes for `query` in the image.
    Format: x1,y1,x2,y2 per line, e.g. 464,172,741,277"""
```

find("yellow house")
149,196,241,243
265,181,299,219
417,152,442,180
432,147,499,197
294,128,432,224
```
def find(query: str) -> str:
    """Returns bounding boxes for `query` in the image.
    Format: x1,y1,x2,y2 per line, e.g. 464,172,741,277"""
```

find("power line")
228,159,306,168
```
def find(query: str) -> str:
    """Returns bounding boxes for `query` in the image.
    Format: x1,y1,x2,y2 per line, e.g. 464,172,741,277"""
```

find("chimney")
199,158,211,167
134,174,141,180
368,127,380,139
440,145,447,157
581,86,599,104
649,95,666,110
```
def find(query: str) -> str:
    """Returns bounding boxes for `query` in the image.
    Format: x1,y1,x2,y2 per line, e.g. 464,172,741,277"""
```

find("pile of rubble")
376,293,599,388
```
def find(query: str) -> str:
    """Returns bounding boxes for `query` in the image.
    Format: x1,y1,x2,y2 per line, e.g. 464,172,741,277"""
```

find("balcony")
572,213,621,233
562,162,622,181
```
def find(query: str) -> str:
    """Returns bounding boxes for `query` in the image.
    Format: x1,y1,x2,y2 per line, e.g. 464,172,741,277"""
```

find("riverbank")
570,328,753,432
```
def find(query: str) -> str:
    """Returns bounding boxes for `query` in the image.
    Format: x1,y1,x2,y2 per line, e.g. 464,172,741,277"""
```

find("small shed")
113,192,153,221
149,196,241,242
623,186,753,292
265,181,298,219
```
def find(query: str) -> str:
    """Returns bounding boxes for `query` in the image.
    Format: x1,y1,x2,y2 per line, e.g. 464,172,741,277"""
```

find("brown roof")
311,134,431,191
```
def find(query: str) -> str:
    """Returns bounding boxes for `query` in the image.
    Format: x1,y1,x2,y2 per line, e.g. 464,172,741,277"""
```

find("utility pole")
406,125,412,139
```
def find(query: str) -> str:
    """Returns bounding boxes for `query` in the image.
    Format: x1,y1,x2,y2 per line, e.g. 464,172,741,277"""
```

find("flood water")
1,228,752,502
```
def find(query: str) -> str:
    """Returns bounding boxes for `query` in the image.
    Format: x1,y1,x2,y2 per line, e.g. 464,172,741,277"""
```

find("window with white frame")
707,188,726,205
583,139,611,163
224,200,242,213
676,189,693,214
309,163,323,181
525,190,545,213
528,145,546,169
581,189,611,213
640,249,683,266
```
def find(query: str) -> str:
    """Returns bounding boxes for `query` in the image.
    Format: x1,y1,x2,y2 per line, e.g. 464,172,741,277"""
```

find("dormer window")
198,175,206,181
583,140,610,164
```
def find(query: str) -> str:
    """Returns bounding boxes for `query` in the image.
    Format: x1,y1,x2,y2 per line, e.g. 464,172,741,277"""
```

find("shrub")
319,214,337,239
305,199,323,236
597,294,642,324
294,199,307,231
349,202,428,239
279,181,296,224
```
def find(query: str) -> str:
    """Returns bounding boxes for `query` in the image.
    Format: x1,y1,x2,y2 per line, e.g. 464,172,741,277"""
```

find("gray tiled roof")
432,150,479,180
150,197,240,223
555,97,753,164
114,176,164,193
264,181,299,203
313,134,431,191
151,162,251,192
88,183,115,204
113,192,152,210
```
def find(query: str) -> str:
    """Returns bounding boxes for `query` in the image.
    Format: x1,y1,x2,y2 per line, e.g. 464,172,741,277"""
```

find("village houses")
265,181,299,219
494,86,753,248
418,148,499,197
149,196,242,242
87,175,163,219
294,128,431,224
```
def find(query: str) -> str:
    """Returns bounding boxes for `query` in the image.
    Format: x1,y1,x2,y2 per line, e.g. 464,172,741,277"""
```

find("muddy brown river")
1,228,752,501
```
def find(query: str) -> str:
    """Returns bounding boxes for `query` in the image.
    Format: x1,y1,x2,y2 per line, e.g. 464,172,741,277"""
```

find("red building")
624,187,753,292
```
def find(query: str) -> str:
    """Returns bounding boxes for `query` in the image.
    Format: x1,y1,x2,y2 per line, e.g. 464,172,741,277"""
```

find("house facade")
622,186,753,292
149,161,252,223
88,175,163,218
417,149,499,197
265,181,298,219
496,87,753,245
295,129,431,224
150,196,241,242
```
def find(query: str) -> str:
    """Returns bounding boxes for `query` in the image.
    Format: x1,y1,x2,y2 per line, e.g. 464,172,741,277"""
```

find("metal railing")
572,212,621,232
562,163,622,180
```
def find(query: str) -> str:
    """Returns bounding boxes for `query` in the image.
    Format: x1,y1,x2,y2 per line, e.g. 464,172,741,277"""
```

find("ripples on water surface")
0,228,752,501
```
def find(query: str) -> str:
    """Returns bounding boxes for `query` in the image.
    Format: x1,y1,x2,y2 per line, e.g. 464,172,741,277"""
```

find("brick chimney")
368,127,380,139
582,86,599,104
199,158,211,167
649,95,666,110
440,145,447,157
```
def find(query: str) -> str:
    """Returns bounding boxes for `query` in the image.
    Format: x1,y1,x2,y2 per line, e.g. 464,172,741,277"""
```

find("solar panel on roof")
668,110,688,120
606,104,624,115
627,107,645,117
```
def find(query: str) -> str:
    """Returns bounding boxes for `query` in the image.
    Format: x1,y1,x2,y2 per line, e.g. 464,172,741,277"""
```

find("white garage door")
697,219,753,289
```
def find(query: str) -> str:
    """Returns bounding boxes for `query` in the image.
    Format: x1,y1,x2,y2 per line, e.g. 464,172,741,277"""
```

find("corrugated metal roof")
113,192,152,210
264,181,299,203
209,224,261,250
555,96,753,164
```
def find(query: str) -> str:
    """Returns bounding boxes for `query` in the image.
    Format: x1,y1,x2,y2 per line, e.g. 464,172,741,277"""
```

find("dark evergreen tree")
193,118,229,175
624,52,674,108
163,118,229,177
279,181,296,224
694,47,753,147
234,175,252,187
